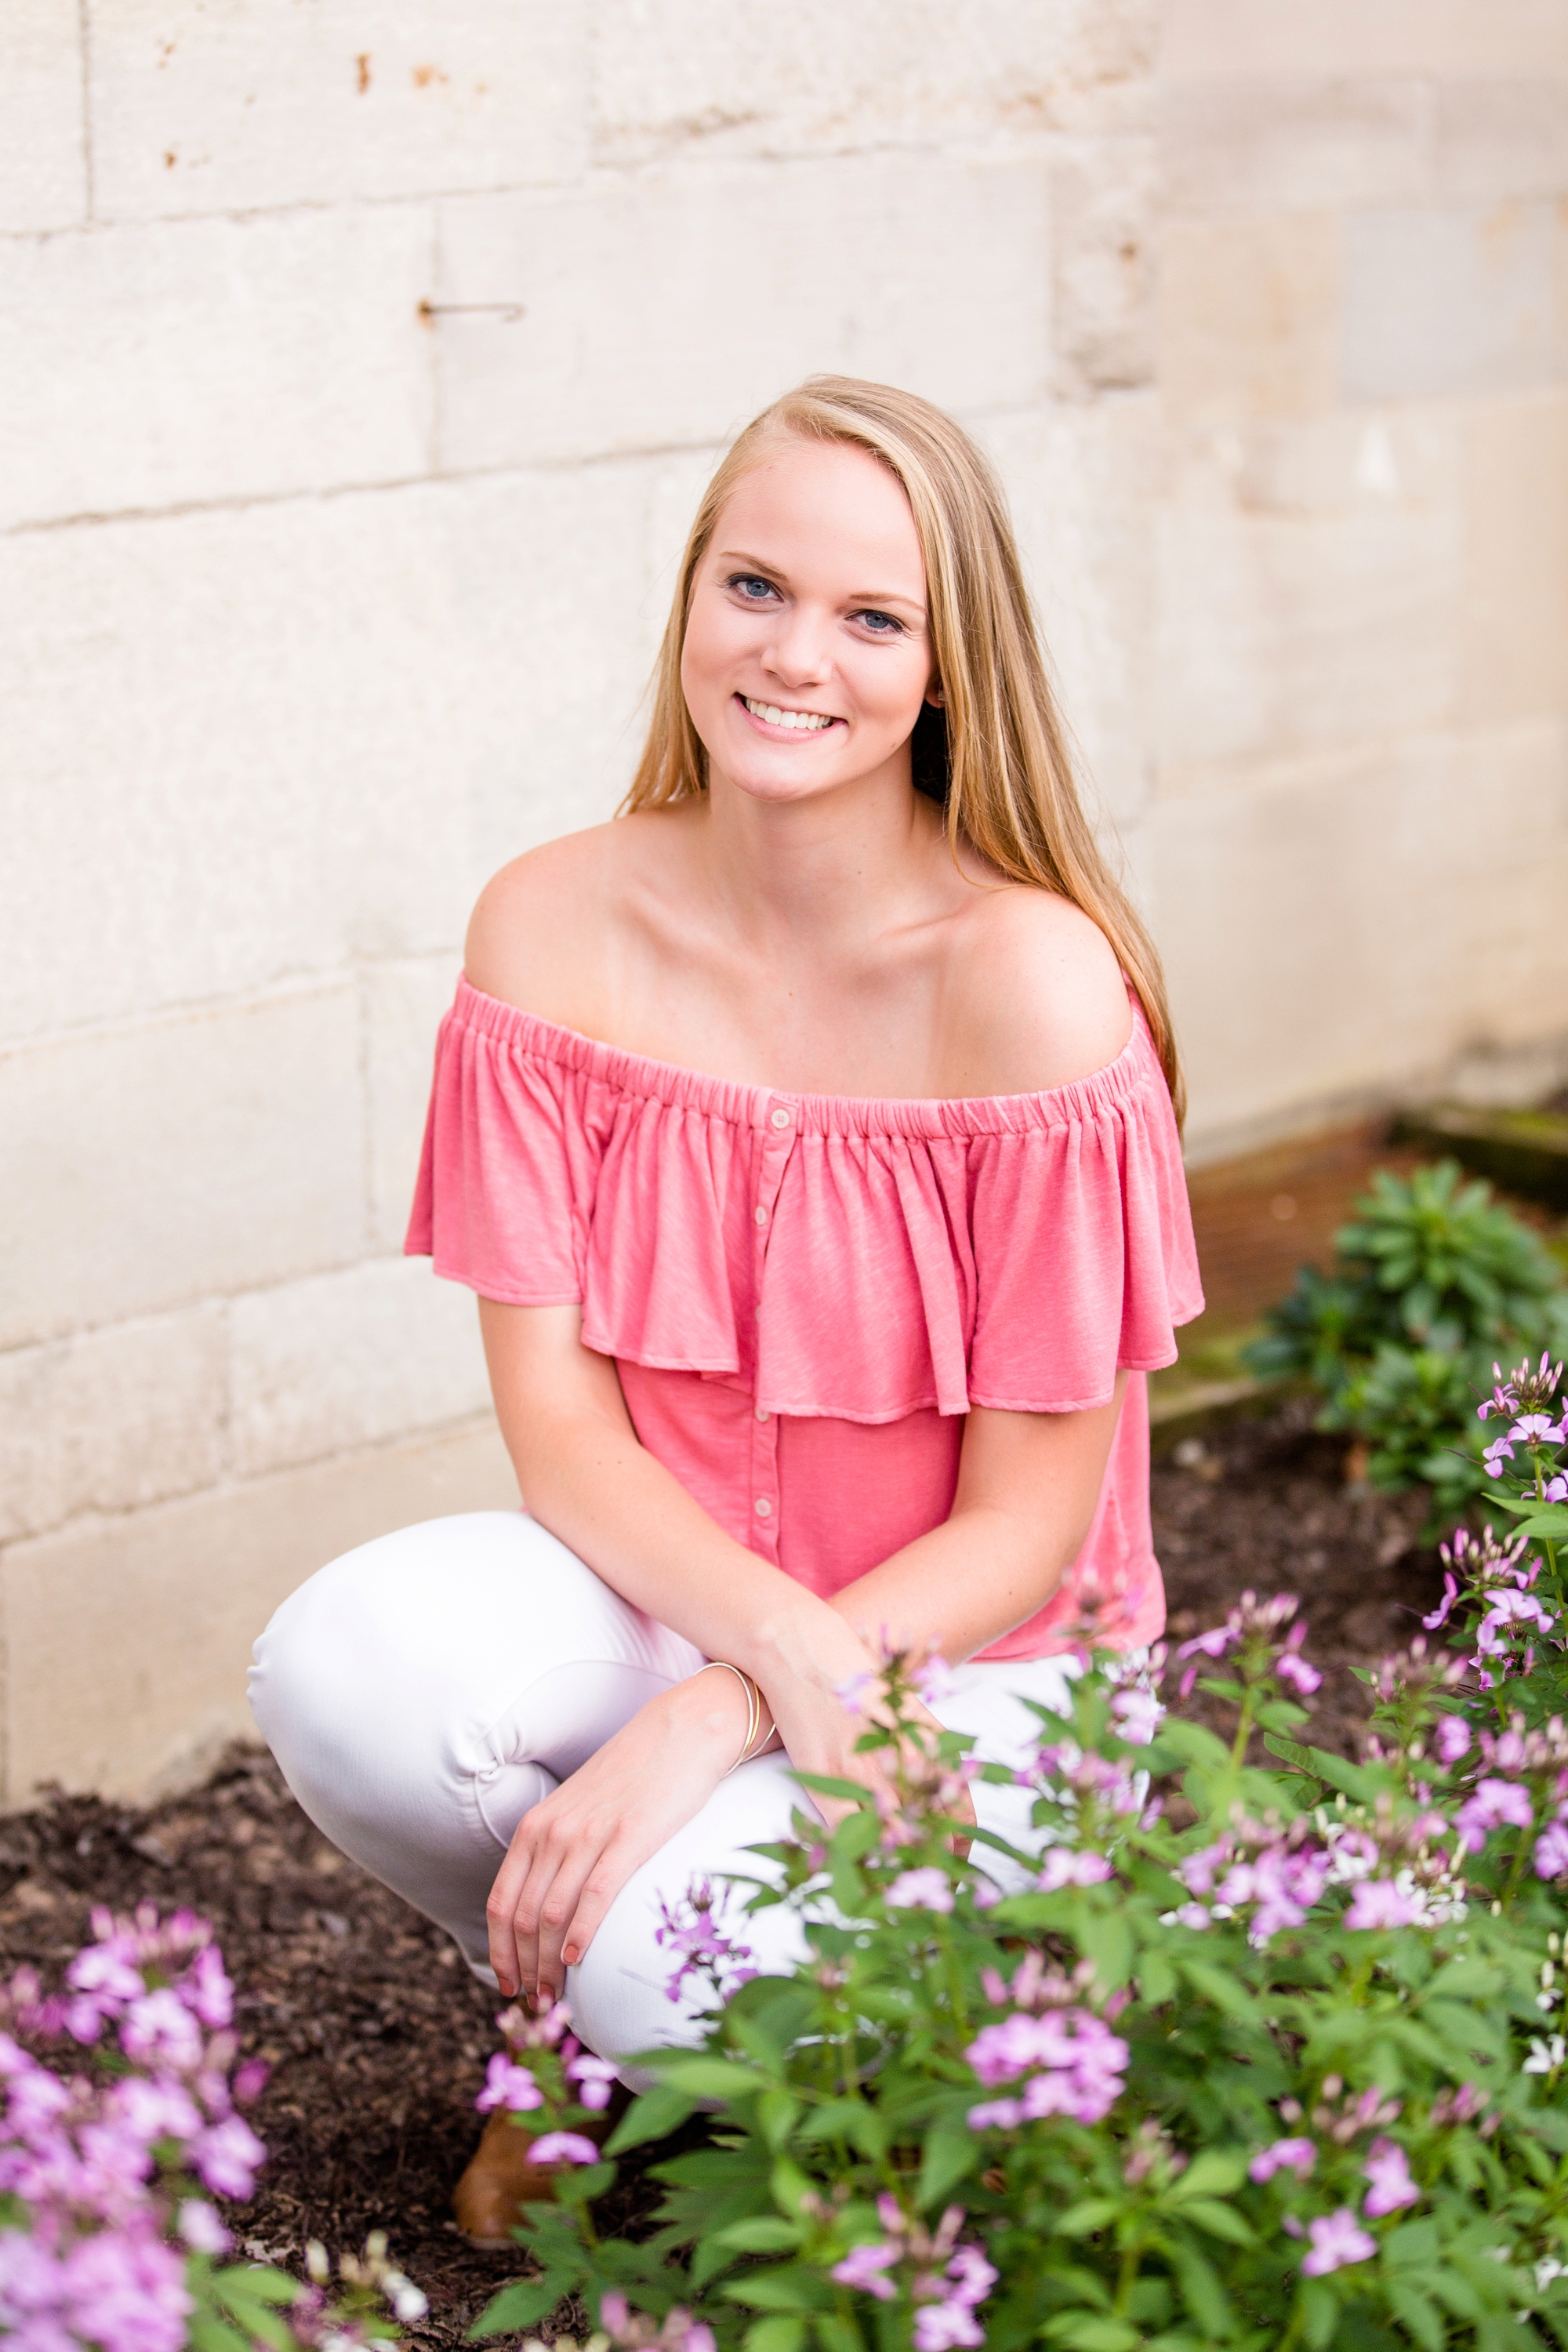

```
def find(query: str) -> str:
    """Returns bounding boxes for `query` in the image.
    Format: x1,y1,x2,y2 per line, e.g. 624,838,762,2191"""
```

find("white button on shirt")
754,1204,768,1225
769,1107,792,1129
753,1497,773,1518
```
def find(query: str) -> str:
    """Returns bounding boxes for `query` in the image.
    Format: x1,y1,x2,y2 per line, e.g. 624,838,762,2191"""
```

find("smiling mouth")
739,694,840,733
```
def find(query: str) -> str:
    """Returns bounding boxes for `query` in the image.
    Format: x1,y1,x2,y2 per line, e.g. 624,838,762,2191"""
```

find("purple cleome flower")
831,2242,898,2299
965,2007,1129,2129
886,1867,956,1915
1301,2208,1378,2276
1248,2136,1316,2183
654,1881,758,2009
0,1907,286,2352
1034,1850,1112,1893
1344,1878,1423,1931
476,2055,543,2115
1456,1777,1536,1854
1534,1819,1568,1881
526,2132,601,2167
1362,2137,1420,2218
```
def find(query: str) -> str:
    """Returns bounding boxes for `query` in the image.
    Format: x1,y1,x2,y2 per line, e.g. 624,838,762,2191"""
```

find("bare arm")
477,1298,1124,2004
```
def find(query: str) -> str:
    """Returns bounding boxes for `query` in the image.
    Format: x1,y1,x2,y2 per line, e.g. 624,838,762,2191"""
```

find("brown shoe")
452,2096,626,2248
452,2111,570,2246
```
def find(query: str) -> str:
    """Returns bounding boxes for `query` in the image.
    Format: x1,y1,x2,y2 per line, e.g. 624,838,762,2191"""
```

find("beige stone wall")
3,0,1566,1798
1152,0,1568,1156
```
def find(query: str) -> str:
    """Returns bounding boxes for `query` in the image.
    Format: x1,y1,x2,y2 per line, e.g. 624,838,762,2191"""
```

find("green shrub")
1244,1160,1568,1526
468,1367,1568,2352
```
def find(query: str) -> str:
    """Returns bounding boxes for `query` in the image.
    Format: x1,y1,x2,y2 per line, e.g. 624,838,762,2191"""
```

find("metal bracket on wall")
417,301,527,323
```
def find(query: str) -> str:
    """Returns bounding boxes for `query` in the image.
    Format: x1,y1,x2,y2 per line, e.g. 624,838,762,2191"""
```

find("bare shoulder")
464,815,673,1023
941,884,1132,1098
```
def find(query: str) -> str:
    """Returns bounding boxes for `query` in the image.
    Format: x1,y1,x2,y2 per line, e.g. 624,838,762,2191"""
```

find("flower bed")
463,1356,1568,2350
0,1409,1469,2349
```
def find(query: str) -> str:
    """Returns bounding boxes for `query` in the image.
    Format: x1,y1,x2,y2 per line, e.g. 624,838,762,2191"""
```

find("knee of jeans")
248,1551,394,1798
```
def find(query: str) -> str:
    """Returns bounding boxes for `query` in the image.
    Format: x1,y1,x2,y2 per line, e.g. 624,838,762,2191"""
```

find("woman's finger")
526,1828,604,2005
557,1833,644,1973
488,1824,561,1998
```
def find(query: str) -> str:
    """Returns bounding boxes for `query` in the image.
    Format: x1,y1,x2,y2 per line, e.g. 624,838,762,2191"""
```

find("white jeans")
247,1511,1076,2068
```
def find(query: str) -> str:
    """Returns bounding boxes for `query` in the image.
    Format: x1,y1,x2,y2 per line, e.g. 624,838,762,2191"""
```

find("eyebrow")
714,548,926,614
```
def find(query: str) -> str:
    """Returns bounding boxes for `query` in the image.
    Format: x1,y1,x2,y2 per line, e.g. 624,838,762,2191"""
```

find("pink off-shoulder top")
406,977,1203,1661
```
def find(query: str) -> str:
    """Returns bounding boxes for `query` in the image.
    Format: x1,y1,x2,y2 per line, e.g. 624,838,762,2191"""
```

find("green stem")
1110,2235,1143,2318
1274,2298,1308,2352
1500,1814,1538,1908
1231,1693,1257,1768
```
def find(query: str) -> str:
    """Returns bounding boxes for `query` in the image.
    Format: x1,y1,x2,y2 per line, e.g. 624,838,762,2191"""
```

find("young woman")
249,377,1202,2240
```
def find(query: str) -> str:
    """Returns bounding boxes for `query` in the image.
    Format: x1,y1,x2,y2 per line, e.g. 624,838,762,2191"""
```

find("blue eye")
858,609,904,635
727,572,778,601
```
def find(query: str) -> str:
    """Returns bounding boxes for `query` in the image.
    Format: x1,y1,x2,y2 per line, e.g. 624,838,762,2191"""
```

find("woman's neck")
691,760,964,958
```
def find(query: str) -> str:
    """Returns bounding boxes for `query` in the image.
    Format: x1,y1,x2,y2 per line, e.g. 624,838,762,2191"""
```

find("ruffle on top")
405,977,1203,1423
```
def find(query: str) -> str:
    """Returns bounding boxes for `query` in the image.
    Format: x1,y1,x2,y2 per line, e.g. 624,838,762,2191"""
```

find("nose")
760,602,833,690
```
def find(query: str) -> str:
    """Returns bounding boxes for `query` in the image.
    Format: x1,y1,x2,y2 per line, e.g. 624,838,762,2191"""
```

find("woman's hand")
761,1664,977,1850
487,1667,754,2006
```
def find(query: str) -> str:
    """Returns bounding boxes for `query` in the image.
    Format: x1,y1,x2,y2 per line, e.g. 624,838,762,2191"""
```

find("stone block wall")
3,0,1566,1799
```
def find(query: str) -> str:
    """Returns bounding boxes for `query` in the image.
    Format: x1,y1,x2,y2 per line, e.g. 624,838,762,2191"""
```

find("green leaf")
469,2278,565,2337
554,2159,616,2204
724,2266,830,2312
1169,2151,1247,2201
1054,2198,1122,2237
211,2270,302,2313
1077,1908,1134,1989
1176,1958,1260,2022
796,2098,886,2158
1140,1949,1177,2006
919,2119,978,2205
604,2083,699,2153
1386,2282,1446,2352
813,2315,866,2352
1041,2319,1142,2351
744,2318,808,2352
713,2217,804,2253
1172,2199,1254,2246
1301,2278,1338,2351
1263,1733,1319,1773
795,1772,874,1803
771,2154,816,2216
186,2318,253,2352
656,2057,768,2100
1165,2242,1233,2338
758,2089,800,2151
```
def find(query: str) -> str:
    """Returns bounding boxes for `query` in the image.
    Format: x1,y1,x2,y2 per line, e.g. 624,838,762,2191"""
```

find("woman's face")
680,437,938,810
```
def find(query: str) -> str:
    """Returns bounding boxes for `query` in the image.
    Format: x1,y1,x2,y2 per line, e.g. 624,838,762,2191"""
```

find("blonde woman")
249,378,1202,2238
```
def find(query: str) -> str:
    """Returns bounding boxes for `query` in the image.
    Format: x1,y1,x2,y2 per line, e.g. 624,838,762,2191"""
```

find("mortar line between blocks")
76,0,95,220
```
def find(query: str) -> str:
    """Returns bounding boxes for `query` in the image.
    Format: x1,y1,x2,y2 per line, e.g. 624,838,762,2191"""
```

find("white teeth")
743,696,834,731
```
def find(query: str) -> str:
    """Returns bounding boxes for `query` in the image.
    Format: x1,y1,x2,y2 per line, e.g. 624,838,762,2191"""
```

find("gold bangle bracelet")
700,1661,764,1774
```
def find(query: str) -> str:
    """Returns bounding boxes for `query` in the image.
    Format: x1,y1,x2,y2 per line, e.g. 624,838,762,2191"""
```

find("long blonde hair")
624,376,1184,1121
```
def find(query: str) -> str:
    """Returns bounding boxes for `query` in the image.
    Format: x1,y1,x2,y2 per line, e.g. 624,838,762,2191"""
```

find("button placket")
746,1097,797,1555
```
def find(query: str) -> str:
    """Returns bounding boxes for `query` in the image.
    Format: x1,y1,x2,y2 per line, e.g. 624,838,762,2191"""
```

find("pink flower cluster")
1176,1820,1330,1946
653,1879,757,2010
477,1997,619,2167
964,1955,1128,2131
831,2198,996,2351
598,2288,715,2352
1027,1741,1142,1833
0,1907,269,2352
1250,2119,1419,2275
1424,1524,1559,1686
1174,1591,1320,1700
1476,1354,1566,1480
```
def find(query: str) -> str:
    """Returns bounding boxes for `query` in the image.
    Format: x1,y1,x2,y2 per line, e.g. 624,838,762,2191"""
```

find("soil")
0,1404,1446,2349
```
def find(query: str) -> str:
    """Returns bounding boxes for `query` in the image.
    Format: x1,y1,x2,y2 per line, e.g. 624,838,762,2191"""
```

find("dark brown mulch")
0,1403,1446,2343
1153,1396,1447,1759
